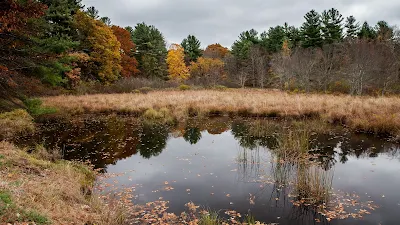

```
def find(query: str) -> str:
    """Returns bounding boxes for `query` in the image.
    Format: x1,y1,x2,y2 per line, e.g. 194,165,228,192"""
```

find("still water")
16,116,400,224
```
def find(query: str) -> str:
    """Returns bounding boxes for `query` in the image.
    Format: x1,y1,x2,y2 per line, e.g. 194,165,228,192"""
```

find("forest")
2,0,400,104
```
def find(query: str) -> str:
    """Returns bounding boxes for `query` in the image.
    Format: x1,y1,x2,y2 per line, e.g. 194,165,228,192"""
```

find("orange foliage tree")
0,0,46,33
189,57,225,85
203,43,230,59
74,10,121,83
111,26,140,77
166,44,189,81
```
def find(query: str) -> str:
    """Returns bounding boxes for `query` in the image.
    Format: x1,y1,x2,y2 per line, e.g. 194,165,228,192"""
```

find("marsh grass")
32,144,62,162
41,89,400,136
0,141,129,225
0,109,35,139
142,108,175,125
244,213,256,224
198,210,220,225
294,165,333,205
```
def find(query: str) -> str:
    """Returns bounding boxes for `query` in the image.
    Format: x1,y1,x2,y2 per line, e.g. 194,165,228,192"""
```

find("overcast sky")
82,0,400,48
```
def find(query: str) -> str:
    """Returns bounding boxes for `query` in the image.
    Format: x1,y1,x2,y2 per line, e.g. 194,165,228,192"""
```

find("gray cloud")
82,0,400,48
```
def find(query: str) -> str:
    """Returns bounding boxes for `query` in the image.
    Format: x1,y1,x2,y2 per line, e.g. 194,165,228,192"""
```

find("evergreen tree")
100,17,112,26
181,35,202,62
321,8,344,44
262,26,286,53
345,16,359,39
286,26,302,48
86,6,99,19
30,0,82,86
301,10,323,48
375,20,393,41
131,22,168,79
232,29,259,59
358,22,376,40
39,0,82,36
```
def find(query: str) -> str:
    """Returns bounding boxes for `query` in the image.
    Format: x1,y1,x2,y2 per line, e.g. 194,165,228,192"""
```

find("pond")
15,116,400,224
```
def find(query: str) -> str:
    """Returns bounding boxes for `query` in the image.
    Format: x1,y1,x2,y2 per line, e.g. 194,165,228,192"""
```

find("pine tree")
262,26,286,53
100,17,112,26
375,20,393,41
285,25,302,48
29,0,82,86
321,8,344,44
301,10,323,48
232,29,260,59
86,6,99,19
39,0,82,36
358,22,376,40
131,22,168,79
181,35,202,62
345,16,359,39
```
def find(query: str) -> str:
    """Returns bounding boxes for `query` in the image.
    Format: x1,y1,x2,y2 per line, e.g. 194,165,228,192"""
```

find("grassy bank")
42,89,400,137
0,142,128,224
0,109,35,140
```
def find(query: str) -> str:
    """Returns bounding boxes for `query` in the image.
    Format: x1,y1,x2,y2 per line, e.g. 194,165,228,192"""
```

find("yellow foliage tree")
189,57,225,85
74,10,121,83
166,44,189,81
282,39,291,57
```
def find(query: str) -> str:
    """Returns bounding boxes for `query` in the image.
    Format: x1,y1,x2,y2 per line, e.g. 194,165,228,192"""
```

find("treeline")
1,1,400,96
227,9,400,95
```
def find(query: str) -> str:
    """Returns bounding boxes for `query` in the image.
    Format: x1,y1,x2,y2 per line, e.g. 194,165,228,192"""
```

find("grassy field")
42,89,400,137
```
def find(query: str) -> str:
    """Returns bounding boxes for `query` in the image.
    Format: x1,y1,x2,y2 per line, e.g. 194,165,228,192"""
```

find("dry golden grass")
0,141,128,225
41,89,400,136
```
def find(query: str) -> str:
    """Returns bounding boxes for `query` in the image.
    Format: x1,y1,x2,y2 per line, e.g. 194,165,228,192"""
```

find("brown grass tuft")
0,109,35,139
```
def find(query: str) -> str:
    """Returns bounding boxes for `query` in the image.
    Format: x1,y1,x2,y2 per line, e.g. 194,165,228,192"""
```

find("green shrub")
23,98,57,116
35,65,67,87
213,85,227,91
139,87,153,94
143,108,175,125
179,84,191,91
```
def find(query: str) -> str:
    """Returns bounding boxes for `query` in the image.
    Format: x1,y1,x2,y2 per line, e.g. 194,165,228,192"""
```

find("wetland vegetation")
2,0,400,224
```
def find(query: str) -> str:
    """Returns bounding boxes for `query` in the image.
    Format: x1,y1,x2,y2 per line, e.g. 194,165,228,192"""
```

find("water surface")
16,116,400,224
